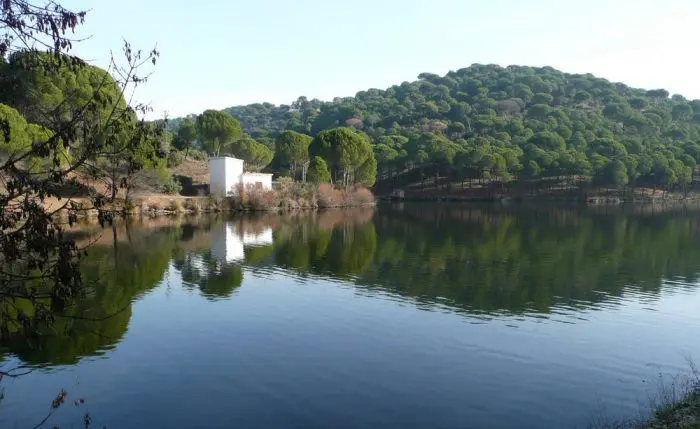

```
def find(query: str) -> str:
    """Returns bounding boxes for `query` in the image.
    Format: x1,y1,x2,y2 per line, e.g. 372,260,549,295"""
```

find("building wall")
208,157,244,196
240,173,273,191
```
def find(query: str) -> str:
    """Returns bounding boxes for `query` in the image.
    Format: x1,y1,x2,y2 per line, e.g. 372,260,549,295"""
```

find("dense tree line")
170,64,700,193
171,111,377,187
170,109,273,172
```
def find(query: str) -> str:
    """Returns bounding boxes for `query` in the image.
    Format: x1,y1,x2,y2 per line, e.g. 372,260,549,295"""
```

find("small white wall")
208,157,244,196
240,173,273,191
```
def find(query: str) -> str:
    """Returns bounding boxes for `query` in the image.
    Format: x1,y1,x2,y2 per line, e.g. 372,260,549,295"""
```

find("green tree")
173,117,197,156
374,144,399,164
629,97,648,109
307,156,331,183
355,155,377,187
274,130,312,180
526,104,552,120
407,133,460,189
0,51,123,128
589,138,627,159
532,93,554,105
86,118,166,200
523,159,542,178
528,131,565,151
309,127,374,187
0,1,162,352
0,103,32,156
602,103,632,120
671,103,693,121
231,135,273,172
599,159,628,187
373,143,399,179
196,110,242,156
646,89,669,101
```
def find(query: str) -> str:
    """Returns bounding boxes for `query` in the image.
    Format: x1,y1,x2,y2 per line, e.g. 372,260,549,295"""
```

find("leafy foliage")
0,1,161,345
172,117,197,154
307,156,331,183
309,127,375,187
273,130,312,179
172,64,700,191
196,109,242,156
230,135,273,172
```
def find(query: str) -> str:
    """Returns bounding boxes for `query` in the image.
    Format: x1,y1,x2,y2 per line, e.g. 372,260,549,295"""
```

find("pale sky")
61,0,699,119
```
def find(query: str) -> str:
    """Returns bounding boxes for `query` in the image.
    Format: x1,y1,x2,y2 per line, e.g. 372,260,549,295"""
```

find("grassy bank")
598,368,700,429
640,390,700,428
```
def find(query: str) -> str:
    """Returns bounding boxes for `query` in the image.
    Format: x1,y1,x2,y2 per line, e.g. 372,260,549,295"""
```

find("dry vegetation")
41,155,375,217
316,184,374,208
170,157,210,184
227,182,375,211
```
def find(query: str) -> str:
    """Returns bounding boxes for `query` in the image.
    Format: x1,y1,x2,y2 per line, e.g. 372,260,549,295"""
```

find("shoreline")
49,194,700,221
598,367,700,428
50,195,377,218
376,193,700,206
619,388,700,429
639,390,700,428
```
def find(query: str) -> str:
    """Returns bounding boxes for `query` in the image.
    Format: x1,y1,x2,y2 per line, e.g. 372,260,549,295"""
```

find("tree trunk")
302,161,309,183
110,175,117,200
342,168,350,189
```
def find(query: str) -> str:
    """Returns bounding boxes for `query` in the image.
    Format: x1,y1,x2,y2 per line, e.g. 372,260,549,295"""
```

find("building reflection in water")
210,222,274,263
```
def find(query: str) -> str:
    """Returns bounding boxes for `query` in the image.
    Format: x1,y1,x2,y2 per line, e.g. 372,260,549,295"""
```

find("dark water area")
1,203,699,428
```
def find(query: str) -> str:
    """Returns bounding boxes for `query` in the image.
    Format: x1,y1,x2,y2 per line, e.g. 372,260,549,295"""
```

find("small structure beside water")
208,156,273,196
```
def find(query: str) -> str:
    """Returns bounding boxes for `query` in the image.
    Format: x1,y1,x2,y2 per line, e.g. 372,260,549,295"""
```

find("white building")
208,156,273,196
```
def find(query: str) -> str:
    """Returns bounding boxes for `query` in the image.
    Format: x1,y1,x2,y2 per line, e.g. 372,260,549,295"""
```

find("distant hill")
169,64,700,192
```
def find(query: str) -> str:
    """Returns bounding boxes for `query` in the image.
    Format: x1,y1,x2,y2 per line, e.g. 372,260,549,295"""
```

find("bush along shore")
119,181,375,216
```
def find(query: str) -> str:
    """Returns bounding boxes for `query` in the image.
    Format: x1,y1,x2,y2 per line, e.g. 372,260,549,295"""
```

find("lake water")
1,203,699,428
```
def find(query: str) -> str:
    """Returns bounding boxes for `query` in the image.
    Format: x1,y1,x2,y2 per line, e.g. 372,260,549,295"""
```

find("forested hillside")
171,64,700,193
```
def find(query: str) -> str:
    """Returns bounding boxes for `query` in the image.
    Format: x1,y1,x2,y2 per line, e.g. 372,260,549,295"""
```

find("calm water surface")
1,204,699,428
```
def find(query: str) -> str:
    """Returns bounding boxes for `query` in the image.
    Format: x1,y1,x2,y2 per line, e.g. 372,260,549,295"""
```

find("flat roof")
208,156,243,160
